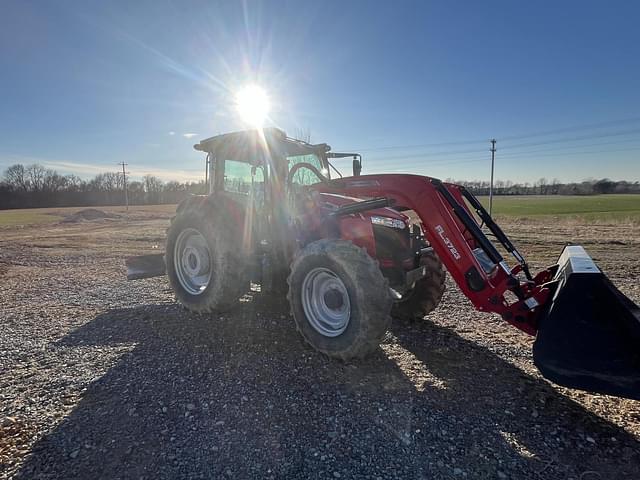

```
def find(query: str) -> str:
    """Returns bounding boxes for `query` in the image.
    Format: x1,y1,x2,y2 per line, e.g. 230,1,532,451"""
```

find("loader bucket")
533,246,640,399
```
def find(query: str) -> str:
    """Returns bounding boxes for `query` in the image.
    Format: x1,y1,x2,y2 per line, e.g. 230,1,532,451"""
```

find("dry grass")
0,205,177,227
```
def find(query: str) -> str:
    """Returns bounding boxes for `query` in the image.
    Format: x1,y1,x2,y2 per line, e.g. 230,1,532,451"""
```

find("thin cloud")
182,133,198,138
47,160,203,182
168,131,176,136
0,154,204,183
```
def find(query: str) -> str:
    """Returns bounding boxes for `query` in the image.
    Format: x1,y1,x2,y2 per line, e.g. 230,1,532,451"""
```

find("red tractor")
128,128,640,400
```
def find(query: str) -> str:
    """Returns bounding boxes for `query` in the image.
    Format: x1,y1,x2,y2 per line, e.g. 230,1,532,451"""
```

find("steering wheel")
287,162,329,189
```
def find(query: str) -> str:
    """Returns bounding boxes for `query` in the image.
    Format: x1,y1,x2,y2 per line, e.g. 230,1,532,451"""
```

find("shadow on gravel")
15,296,640,480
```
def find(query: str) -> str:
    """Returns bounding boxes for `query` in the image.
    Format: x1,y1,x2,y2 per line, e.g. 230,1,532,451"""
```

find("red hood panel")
317,192,408,221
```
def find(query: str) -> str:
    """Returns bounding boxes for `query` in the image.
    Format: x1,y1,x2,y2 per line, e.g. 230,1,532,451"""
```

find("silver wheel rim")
301,267,351,337
174,228,212,295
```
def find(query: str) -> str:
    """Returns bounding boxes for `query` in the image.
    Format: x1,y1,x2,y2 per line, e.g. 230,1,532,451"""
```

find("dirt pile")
61,208,120,223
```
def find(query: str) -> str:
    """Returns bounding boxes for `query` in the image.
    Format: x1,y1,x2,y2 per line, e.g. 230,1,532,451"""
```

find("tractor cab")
196,128,332,193
190,128,368,289
194,128,362,205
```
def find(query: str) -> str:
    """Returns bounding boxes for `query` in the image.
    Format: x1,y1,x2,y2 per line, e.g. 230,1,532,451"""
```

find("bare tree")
115,172,125,191
90,172,121,192
3,164,29,191
164,180,184,193
103,172,121,191
65,175,84,191
143,175,164,204
43,170,68,192
26,164,47,192
127,181,144,204
535,177,548,195
505,180,513,194
143,174,164,193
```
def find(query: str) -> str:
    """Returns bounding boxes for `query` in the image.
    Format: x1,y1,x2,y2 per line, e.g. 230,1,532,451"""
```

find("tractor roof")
193,127,330,159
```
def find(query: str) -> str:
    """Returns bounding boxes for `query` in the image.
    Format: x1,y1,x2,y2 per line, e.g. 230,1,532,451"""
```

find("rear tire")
166,211,248,312
392,251,446,321
287,240,392,360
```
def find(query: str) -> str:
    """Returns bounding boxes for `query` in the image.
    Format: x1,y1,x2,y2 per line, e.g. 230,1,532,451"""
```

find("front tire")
287,240,392,360
166,211,247,312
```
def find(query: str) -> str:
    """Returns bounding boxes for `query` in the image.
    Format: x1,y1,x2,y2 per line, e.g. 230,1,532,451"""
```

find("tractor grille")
372,224,412,264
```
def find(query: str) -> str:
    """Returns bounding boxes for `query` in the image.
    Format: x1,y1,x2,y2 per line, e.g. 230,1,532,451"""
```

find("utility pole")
118,162,129,211
489,139,496,216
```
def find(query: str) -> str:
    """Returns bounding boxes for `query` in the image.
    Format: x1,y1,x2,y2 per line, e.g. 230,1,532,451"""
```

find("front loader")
127,128,640,400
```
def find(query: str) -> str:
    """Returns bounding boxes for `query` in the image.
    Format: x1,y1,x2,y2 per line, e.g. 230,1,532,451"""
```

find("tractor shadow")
15,295,640,479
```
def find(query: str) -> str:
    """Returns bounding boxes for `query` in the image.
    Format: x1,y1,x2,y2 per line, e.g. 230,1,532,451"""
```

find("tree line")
0,163,206,209
445,177,640,196
1,163,638,210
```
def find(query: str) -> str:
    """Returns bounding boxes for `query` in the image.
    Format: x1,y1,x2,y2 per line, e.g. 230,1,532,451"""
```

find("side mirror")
352,156,362,177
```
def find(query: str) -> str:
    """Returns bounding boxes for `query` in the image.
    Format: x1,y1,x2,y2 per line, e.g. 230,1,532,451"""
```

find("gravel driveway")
1,211,639,479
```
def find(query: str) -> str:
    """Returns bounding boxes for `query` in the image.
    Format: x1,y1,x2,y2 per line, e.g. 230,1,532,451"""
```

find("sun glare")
235,85,270,127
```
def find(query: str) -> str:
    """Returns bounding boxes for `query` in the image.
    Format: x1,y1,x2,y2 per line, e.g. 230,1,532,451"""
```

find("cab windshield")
287,153,327,186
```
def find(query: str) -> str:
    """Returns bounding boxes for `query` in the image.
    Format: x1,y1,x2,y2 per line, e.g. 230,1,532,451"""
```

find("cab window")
287,154,326,186
223,159,265,204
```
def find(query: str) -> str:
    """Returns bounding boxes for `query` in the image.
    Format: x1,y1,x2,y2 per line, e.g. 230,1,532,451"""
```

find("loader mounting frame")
315,174,554,336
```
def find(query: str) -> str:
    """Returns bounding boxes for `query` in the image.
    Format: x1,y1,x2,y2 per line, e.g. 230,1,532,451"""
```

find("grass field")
479,194,640,221
0,204,175,227
0,195,638,226
0,210,64,226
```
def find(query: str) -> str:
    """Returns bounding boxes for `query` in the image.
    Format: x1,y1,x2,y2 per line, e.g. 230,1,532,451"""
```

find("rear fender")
177,193,251,247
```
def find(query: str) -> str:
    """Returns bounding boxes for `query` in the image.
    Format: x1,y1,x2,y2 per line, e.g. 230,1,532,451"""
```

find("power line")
490,144,640,160
495,137,640,158
364,135,640,166
367,146,488,161
362,129,640,165
354,138,486,152
499,127,640,150
365,141,640,170
345,116,640,154
499,116,640,142
365,128,640,161
367,156,491,170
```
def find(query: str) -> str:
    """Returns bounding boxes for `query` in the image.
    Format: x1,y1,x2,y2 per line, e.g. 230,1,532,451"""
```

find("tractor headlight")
370,216,406,230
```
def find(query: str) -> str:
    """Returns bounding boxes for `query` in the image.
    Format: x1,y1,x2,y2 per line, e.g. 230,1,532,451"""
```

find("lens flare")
235,85,270,127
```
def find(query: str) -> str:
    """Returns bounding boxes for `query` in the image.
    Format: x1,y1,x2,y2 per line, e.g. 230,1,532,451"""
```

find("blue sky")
1,0,639,184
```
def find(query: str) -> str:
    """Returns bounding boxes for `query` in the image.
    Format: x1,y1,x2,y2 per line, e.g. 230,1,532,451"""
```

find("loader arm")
314,174,552,336
316,173,640,399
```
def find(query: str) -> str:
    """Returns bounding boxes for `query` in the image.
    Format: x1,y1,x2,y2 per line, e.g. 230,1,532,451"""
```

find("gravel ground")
1,211,639,479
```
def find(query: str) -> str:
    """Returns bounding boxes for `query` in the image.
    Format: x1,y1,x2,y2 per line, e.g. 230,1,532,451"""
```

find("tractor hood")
316,192,409,222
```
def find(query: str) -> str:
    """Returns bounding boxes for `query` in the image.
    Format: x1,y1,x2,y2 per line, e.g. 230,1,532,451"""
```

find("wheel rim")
174,228,212,295
301,267,351,337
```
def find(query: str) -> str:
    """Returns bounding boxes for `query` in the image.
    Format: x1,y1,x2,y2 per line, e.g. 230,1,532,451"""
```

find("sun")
235,85,270,127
